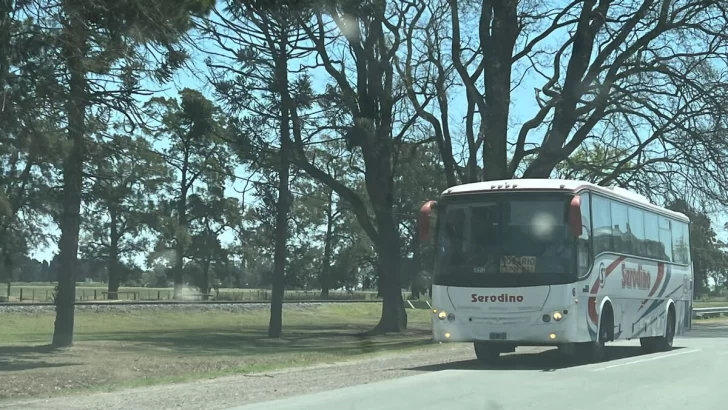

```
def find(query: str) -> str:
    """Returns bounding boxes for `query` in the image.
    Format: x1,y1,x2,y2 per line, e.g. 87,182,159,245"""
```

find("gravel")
0,344,479,410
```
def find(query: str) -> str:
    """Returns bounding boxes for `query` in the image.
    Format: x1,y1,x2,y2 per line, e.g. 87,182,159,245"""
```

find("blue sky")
29,5,728,263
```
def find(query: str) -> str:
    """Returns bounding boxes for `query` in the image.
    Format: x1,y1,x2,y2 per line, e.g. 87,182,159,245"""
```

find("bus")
418,179,693,363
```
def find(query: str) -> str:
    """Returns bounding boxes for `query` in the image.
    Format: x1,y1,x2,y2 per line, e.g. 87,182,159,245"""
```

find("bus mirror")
569,196,583,237
418,200,438,242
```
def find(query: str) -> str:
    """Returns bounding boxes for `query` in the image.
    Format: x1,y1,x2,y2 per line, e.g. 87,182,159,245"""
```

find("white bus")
418,179,693,363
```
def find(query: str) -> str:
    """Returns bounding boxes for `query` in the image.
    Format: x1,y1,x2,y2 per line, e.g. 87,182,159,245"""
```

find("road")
2,321,726,410
229,322,728,410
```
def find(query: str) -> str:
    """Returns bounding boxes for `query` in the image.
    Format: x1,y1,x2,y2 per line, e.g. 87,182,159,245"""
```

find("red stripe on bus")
588,256,627,326
639,263,664,310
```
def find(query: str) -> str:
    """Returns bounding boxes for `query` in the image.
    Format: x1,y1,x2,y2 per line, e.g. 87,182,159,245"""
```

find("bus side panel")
618,258,690,340
580,254,692,342
678,264,693,334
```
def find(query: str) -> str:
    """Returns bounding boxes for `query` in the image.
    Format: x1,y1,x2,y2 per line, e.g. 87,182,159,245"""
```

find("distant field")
3,282,405,302
694,301,728,308
4,282,724,305
0,304,435,399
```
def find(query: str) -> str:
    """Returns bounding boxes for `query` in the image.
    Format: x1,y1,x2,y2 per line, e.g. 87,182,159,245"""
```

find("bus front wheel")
474,342,500,365
577,308,612,363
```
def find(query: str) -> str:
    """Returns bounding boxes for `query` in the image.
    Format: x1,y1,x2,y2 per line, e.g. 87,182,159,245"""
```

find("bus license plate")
489,332,507,340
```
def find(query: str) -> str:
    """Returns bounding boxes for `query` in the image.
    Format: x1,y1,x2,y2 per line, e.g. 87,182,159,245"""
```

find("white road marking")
593,349,700,371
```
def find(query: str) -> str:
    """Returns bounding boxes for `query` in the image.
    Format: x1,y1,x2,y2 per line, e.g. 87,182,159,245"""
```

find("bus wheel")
641,307,676,353
639,337,657,353
474,342,500,365
577,311,611,363
655,307,676,352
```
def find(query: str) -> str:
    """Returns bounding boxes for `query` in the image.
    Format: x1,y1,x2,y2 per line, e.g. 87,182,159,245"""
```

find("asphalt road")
229,323,728,410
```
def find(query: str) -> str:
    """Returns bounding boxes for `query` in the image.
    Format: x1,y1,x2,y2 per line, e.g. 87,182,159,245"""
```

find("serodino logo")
621,263,651,290
471,293,524,303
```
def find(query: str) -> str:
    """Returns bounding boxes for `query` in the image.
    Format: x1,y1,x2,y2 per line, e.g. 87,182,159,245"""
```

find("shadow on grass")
0,360,77,372
0,345,57,355
0,345,80,373
63,324,434,357
406,345,679,372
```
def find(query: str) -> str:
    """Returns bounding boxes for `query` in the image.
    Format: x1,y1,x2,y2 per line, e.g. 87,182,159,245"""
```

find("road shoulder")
0,343,474,410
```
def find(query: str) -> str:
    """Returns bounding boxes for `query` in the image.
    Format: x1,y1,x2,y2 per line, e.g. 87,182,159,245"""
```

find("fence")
3,286,409,303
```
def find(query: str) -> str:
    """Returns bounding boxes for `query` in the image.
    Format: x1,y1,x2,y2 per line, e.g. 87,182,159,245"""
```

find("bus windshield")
434,192,577,287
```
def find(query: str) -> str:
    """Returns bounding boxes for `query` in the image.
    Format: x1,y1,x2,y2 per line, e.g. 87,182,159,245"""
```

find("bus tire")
655,306,676,352
639,337,657,353
474,342,500,365
577,306,612,363
640,305,676,353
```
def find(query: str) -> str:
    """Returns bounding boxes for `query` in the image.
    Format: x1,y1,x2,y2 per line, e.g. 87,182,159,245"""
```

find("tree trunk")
202,257,211,301
320,189,334,299
373,224,406,333
107,210,120,300
269,42,291,339
53,8,86,348
481,2,518,182
411,223,421,300
4,252,12,300
173,183,188,299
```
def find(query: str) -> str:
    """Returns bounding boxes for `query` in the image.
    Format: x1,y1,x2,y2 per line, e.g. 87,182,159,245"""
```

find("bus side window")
658,216,673,262
577,192,591,276
672,221,690,264
591,195,612,256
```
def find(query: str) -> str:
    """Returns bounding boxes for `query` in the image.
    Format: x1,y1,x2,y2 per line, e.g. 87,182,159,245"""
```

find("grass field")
693,301,728,308
0,304,435,400
1,301,724,401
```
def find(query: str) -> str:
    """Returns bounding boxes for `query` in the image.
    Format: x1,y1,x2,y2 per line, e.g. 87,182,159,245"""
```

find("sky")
28,4,728,264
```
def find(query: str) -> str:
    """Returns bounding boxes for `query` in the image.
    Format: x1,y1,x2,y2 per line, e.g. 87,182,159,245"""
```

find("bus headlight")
447,313,456,322
437,311,447,320
553,312,563,321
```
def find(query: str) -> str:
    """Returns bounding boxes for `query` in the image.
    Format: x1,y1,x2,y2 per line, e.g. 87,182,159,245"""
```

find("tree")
186,188,243,298
30,0,217,347
401,0,728,211
202,1,314,337
667,200,728,297
392,141,447,297
0,1,63,300
289,0,421,333
81,134,170,298
144,89,234,299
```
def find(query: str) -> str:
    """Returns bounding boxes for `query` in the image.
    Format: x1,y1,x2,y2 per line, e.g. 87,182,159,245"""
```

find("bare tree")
410,0,728,208
201,1,312,337
289,0,419,332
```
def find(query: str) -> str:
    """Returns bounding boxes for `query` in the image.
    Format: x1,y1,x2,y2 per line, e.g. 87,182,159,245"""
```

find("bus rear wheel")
474,342,500,365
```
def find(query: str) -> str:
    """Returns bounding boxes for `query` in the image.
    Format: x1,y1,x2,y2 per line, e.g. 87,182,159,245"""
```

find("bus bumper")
431,311,578,345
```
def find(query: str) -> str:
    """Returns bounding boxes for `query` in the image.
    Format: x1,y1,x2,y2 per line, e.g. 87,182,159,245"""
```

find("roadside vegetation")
2,0,728,404
0,304,434,399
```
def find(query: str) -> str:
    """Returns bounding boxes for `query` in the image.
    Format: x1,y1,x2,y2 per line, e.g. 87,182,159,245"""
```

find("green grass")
693,301,728,308
0,304,436,400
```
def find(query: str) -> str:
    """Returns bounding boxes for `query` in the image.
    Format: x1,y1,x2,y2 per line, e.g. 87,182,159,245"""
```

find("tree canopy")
3,0,728,344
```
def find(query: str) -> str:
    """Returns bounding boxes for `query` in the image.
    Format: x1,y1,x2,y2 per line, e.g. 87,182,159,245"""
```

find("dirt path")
0,344,477,410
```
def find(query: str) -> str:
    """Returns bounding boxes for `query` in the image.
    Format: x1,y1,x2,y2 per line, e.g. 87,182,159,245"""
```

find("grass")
693,301,728,308
0,304,435,400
